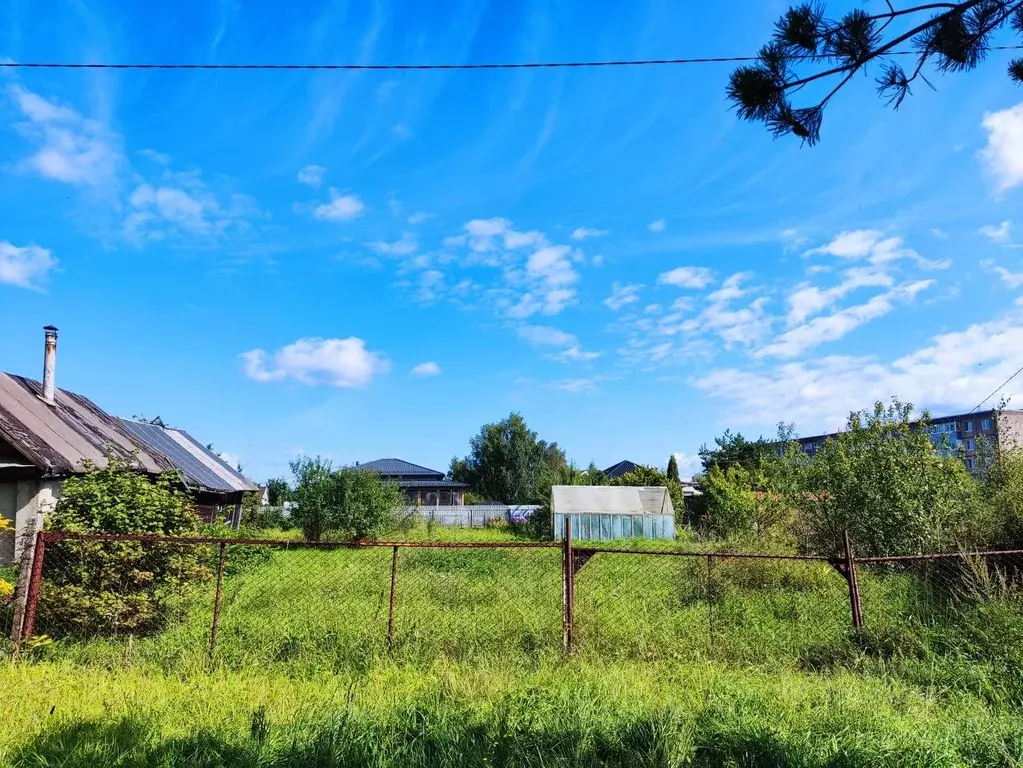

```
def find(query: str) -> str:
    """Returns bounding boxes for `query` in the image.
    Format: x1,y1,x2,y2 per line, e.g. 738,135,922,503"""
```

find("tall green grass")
6,528,1023,765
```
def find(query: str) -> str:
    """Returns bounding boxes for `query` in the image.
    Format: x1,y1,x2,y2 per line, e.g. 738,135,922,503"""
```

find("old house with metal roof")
0,326,256,563
358,458,468,506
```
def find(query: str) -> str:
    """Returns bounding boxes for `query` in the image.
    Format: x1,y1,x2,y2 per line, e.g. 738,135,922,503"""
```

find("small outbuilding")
551,485,676,541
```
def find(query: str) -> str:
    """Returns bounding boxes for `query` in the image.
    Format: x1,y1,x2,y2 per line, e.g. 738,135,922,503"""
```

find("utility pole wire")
1,46,1021,71
969,364,1023,414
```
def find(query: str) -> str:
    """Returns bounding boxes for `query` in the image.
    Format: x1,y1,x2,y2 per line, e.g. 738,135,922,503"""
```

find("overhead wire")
1,46,1022,71
969,364,1023,414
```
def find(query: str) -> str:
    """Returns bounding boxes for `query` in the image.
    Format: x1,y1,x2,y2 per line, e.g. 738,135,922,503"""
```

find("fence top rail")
40,531,560,549
575,546,834,562
857,548,1023,563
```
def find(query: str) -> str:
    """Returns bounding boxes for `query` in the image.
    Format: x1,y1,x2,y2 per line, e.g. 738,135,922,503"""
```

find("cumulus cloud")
571,227,609,240
411,361,442,377
137,148,171,165
313,189,366,221
805,230,949,270
648,219,666,232
0,241,57,290
980,102,1023,195
240,337,389,388
297,164,326,188
603,281,643,311
658,266,714,289
9,84,122,189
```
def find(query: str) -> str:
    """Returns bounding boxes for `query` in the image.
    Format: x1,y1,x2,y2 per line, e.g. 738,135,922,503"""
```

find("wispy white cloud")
603,281,643,311
696,310,1023,430
0,241,57,290
411,361,442,377
368,232,418,255
981,259,1023,288
297,164,326,188
980,220,1013,244
571,227,609,241
408,212,434,225
786,267,893,325
805,230,950,270
648,219,666,233
137,148,171,165
518,325,577,347
756,280,933,359
392,124,414,141
240,337,389,388
9,84,122,189
312,189,366,221
549,378,599,393
123,170,264,246
658,266,714,289
980,102,1023,195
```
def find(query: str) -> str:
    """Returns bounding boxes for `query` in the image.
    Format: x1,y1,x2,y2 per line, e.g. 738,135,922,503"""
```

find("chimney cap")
43,324,58,332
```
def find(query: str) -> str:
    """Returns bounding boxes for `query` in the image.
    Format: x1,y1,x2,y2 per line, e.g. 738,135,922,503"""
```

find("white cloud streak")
0,241,57,290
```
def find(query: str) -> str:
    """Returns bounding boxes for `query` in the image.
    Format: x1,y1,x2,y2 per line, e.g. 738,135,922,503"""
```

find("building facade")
358,458,468,506
792,408,1023,473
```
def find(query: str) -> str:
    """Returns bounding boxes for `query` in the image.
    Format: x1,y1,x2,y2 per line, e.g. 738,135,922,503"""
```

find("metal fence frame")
11,522,1023,653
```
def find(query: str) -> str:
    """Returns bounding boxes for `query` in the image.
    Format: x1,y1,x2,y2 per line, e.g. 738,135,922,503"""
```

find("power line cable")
969,363,1023,414
2,46,1022,71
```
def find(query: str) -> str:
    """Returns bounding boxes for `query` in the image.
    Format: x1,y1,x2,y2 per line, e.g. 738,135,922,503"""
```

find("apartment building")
792,408,1023,473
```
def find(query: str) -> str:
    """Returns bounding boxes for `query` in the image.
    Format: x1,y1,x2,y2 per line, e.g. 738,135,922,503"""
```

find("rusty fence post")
18,530,48,643
843,530,864,629
706,554,714,643
209,543,227,657
387,545,399,651
562,516,574,652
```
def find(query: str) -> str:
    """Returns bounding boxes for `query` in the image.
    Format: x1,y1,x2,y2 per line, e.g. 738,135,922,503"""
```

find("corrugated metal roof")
551,485,674,517
602,460,641,479
0,373,171,476
118,419,257,494
359,458,445,479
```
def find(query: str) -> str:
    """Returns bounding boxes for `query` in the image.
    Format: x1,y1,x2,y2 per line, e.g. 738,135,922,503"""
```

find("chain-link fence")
7,529,1023,670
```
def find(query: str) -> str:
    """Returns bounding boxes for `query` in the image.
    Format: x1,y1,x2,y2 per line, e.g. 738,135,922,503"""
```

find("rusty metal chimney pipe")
42,325,58,406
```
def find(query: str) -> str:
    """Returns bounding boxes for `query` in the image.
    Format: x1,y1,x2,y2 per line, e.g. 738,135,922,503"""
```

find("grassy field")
2,526,1023,765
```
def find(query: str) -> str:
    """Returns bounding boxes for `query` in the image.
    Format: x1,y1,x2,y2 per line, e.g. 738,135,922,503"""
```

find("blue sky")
3,0,1023,482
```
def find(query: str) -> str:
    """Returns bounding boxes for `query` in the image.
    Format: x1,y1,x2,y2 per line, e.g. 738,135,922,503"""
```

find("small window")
423,491,438,506
439,491,452,506
966,439,976,451
965,420,974,432
404,489,419,504
982,418,992,430
967,458,975,470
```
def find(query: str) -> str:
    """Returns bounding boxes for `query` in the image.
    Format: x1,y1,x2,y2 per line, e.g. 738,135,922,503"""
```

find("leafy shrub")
797,400,982,556
38,456,208,637
290,457,407,541
0,516,13,603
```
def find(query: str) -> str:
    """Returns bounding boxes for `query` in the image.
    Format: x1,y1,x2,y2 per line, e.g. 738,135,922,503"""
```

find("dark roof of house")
359,458,445,480
0,372,171,476
118,419,257,494
397,479,469,489
603,460,641,479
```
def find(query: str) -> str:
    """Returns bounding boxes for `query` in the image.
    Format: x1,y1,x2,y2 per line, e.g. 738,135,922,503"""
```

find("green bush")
290,456,408,541
38,456,208,637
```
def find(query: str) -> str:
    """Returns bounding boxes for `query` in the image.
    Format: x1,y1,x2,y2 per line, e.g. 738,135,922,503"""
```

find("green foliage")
289,456,406,541
981,447,1023,548
797,399,981,556
607,465,686,527
39,456,207,636
666,454,679,482
449,412,568,504
266,477,291,506
698,429,774,474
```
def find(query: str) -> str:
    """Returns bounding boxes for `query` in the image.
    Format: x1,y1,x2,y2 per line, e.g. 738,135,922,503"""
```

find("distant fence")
404,504,541,528
254,504,541,529
6,525,1023,669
